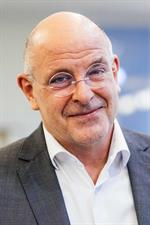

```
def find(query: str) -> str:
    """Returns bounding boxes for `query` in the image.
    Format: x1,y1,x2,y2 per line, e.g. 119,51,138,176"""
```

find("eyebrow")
89,57,109,66
48,68,72,78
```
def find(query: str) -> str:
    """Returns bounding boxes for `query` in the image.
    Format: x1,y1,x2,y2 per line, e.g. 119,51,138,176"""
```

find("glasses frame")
27,59,114,97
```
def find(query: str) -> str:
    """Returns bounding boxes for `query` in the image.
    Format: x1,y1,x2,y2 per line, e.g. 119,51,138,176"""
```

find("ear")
17,73,39,110
111,55,121,93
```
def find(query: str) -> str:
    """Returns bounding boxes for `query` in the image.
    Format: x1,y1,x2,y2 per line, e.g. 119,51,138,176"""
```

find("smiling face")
18,12,120,151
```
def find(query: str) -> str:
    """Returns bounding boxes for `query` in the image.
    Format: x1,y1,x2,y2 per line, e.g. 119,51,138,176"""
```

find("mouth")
69,106,106,118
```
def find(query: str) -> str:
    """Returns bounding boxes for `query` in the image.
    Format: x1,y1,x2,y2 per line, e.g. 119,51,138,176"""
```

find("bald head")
24,11,113,75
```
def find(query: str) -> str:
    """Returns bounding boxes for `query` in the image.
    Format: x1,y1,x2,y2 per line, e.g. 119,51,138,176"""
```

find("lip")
69,106,105,119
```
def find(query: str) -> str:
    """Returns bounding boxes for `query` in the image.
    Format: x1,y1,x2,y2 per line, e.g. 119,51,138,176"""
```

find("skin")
18,12,120,183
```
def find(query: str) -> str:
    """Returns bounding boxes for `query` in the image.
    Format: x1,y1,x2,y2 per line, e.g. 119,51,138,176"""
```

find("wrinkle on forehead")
24,12,113,74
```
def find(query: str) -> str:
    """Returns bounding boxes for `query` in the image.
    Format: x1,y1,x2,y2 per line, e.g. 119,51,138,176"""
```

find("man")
0,11,149,225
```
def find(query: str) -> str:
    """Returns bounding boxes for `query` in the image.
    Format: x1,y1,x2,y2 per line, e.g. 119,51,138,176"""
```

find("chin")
71,125,110,146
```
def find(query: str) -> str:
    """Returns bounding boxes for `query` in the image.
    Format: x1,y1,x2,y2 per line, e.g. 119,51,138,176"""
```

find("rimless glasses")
29,62,112,97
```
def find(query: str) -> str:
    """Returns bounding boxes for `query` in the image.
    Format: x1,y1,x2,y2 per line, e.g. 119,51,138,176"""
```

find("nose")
72,80,94,105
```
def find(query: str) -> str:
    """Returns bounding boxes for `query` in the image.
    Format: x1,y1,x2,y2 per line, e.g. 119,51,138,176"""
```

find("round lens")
87,63,106,80
49,72,73,89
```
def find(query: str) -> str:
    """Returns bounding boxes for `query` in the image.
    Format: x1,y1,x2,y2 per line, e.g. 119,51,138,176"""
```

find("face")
18,28,120,150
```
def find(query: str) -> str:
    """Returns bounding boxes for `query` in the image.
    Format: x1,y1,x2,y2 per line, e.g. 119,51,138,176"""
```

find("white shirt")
43,120,138,225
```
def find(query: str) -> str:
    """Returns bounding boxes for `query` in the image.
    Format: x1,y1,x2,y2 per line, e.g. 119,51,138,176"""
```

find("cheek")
41,95,68,125
105,78,119,101
108,84,119,116
95,86,118,104
94,80,119,113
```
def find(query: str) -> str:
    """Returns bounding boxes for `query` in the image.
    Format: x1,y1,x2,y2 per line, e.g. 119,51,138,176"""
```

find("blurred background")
0,0,150,147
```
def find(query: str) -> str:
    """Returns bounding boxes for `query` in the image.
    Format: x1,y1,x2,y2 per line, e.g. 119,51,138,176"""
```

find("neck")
63,126,114,184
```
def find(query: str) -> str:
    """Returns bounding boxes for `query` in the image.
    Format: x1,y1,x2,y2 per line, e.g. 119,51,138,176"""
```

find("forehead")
32,26,109,53
29,26,112,77
32,34,110,62
31,45,110,79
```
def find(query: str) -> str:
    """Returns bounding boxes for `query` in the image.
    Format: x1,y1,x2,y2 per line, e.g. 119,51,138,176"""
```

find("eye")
89,67,105,75
48,72,73,89
88,64,105,75
87,63,107,81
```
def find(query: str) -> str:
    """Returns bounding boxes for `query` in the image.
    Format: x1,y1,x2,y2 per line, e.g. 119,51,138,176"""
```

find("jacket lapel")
17,125,150,225
17,125,70,225
124,129,150,225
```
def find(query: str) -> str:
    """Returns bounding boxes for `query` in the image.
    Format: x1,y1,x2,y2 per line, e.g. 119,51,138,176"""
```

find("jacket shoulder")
0,138,26,166
123,128,150,151
0,124,45,166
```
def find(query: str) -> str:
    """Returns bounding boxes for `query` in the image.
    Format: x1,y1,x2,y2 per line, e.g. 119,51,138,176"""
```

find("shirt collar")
43,125,79,169
43,119,130,172
105,119,130,177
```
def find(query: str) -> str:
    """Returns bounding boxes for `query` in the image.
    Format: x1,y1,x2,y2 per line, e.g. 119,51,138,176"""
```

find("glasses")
30,63,111,97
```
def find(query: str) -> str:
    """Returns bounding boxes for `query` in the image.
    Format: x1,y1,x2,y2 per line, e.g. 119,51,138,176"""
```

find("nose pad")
72,81,94,105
